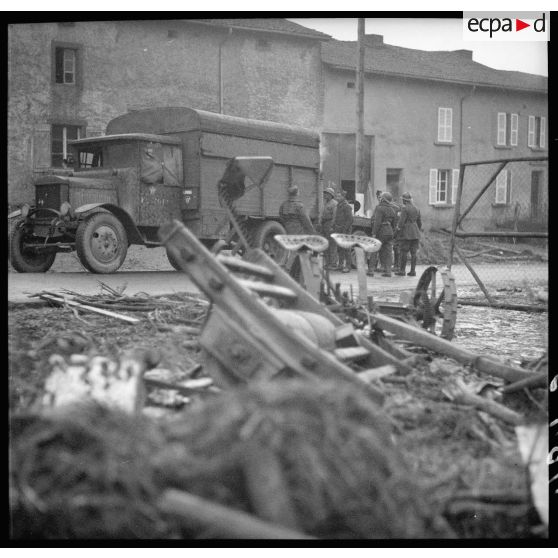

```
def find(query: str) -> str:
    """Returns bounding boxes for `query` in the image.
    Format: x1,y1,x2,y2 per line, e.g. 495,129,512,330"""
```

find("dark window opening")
55,47,76,84
340,180,356,201
386,168,403,200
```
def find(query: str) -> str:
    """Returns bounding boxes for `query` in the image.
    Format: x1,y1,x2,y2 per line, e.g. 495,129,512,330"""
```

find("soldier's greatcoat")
279,198,315,235
333,199,353,234
397,203,422,240
321,198,338,235
371,200,397,238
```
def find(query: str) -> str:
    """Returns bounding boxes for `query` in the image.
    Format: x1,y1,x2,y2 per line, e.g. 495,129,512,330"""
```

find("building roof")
186,18,330,40
322,37,547,93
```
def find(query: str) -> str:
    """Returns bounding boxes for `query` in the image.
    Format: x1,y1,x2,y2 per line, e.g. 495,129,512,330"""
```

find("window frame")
497,112,519,146
50,124,83,168
528,115,546,148
430,168,460,205
437,107,453,143
52,41,82,87
494,169,512,205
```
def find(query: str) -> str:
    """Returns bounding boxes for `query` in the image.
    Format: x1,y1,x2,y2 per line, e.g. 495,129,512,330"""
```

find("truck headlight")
21,204,30,218
60,202,74,218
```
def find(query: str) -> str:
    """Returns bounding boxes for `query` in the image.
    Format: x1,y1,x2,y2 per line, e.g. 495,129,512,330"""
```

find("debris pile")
10,380,454,539
10,403,173,539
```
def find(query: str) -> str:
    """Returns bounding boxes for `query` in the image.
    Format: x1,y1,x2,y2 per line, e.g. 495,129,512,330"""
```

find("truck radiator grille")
35,184,68,217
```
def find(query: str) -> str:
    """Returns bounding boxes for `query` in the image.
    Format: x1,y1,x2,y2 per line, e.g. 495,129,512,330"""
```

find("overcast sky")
289,18,548,77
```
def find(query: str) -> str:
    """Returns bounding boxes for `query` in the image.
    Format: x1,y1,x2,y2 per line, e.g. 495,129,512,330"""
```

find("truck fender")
75,203,145,244
9,207,61,220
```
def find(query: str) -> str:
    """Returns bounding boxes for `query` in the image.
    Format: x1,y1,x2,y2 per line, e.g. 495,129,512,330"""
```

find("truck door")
138,141,184,226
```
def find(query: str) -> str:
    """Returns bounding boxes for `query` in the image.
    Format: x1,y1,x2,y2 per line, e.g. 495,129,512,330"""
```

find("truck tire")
253,220,287,265
9,219,56,273
76,212,128,273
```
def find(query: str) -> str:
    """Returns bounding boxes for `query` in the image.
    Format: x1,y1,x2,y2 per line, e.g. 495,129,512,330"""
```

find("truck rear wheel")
253,221,287,265
9,219,56,273
76,212,128,273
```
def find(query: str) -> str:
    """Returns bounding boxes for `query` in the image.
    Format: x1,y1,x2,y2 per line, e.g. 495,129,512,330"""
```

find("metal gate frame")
446,156,548,305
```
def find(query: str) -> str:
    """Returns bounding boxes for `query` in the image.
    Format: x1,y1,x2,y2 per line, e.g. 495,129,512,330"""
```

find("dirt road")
8,262,548,305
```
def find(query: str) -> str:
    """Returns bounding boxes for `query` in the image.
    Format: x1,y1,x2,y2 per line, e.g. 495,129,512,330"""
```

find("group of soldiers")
278,184,422,277
367,189,423,277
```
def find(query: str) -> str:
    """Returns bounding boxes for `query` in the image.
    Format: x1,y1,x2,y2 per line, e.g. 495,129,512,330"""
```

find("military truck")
9,107,322,273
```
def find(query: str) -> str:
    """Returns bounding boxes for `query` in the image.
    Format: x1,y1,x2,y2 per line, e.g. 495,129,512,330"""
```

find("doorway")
386,169,403,200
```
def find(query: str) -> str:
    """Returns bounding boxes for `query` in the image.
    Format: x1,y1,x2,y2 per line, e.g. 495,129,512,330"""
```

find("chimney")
363,34,384,47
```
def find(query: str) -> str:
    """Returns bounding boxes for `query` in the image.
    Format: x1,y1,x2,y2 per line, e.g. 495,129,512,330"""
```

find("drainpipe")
218,28,233,114
459,85,476,163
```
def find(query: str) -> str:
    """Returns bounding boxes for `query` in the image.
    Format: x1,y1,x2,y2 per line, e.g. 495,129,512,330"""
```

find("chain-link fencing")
447,156,548,304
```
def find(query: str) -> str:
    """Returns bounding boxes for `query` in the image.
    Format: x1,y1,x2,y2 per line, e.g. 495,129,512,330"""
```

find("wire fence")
447,156,548,303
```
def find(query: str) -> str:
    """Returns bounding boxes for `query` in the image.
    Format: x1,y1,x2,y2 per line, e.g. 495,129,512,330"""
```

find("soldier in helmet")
279,185,316,235
321,187,338,269
368,191,397,277
332,190,353,273
395,191,422,276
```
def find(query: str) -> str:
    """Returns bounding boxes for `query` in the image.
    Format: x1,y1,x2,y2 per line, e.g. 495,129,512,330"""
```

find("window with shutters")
429,168,460,205
437,108,453,143
52,42,82,86
494,169,512,205
51,125,82,168
496,112,519,146
528,115,546,148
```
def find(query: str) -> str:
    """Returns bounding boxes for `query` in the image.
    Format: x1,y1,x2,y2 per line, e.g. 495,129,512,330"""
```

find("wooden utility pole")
355,18,366,200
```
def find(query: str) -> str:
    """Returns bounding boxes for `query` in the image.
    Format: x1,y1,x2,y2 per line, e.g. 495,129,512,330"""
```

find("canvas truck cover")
106,107,320,150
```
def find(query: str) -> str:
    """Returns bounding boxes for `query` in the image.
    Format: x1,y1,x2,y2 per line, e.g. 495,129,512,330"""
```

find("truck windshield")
75,142,138,170
78,148,103,168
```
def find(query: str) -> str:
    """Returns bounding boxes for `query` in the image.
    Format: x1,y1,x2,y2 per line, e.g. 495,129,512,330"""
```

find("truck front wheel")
9,219,56,273
76,212,128,273
253,221,287,265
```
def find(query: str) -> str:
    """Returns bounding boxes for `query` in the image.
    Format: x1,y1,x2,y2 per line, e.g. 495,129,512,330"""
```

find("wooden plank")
370,311,532,383
242,444,299,529
334,346,370,363
38,294,140,323
159,488,314,539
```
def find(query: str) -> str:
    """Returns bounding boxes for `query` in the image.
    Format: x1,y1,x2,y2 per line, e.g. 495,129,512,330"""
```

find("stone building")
320,34,548,229
8,19,327,204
